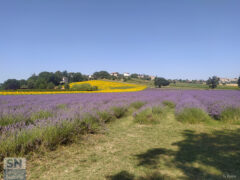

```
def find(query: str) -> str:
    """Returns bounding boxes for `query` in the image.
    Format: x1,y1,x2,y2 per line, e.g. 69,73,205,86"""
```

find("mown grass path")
28,113,240,180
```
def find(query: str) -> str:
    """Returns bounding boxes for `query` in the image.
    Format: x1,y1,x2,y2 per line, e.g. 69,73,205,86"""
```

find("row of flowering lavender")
1,89,240,140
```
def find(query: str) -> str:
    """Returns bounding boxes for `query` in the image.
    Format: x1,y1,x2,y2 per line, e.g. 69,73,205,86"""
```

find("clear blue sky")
0,0,239,83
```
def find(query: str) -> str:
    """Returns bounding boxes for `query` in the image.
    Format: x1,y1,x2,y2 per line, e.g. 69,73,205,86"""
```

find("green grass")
71,83,98,91
168,82,239,90
219,107,240,123
134,106,172,124
123,79,239,90
0,114,25,126
176,108,212,124
24,109,240,180
125,78,155,88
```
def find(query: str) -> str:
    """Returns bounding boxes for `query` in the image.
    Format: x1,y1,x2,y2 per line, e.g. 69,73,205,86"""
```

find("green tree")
2,79,20,90
36,79,47,89
54,71,63,85
142,75,151,80
19,79,28,89
93,71,111,79
130,73,138,78
206,76,220,89
27,80,36,89
238,77,240,88
154,77,170,88
47,82,55,89
72,73,84,82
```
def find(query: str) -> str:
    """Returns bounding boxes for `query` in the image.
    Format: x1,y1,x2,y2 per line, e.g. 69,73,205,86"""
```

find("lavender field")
0,89,240,160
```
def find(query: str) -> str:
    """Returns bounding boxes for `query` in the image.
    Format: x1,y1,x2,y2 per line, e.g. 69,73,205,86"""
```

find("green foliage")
97,111,115,123
76,114,101,134
30,111,53,122
154,77,170,88
93,71,111,79
162,101,176,109
134,108,159,124
42,122,75,150
47,82,55,89
27,79,35,89
0,111,52,127
64,84,70,90
152,106,165,115
176,108,212,124
19,79,27,89
0,104,131,159
134,105,170,124
220,107,240,123
152,105,170,119
0,115,25,126
2,79,20,90
238,77,240,88
91,86,98,91
130,73,138,78
141,75,151,80
130,101,146,109
206,76,220,89
71,83,98,91
71,72,84,82
57,85,62,89
112,106,127,118
36,79,47,89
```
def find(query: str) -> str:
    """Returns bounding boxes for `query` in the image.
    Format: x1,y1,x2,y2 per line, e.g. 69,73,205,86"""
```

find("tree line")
0,71,151,90
0,71,89,90
0,70,239,90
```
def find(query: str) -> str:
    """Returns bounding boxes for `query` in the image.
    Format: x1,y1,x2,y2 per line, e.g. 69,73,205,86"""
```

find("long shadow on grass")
135,129,240,180
106,170,172,180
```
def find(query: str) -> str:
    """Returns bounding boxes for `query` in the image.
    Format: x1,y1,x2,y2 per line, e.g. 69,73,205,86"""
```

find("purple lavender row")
0,89,240,140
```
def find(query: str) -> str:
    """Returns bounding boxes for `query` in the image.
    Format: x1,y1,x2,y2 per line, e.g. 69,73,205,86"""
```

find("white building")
123,72,130,77
111,72,119,77
150,76,156,80
219,77,238,84
60,77,68,84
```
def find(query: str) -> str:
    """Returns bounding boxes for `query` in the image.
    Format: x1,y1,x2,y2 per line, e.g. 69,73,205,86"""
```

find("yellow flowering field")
0,80,147,95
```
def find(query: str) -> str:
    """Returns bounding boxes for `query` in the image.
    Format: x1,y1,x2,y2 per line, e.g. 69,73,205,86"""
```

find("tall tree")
130,73,138,78
72,73,84,82
238,77,240,88
93,71,111,79
154,77,170,88
206,76,220,89
2,79,20,90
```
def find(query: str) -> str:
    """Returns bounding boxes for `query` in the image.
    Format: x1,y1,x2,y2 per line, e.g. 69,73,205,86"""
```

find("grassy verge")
1,102,240,179
26,108,240,180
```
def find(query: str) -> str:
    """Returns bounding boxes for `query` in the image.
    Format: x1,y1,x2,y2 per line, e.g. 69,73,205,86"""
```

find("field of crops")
0,80,147,95
0,89,240,160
